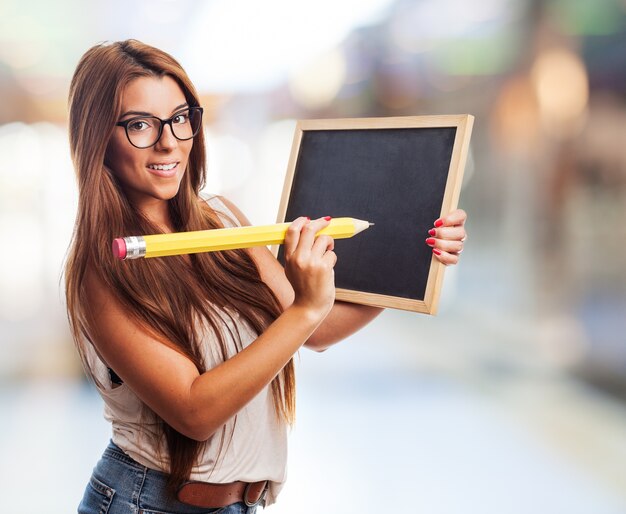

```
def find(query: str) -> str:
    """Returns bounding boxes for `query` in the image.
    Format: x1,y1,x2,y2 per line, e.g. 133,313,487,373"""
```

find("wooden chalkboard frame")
273,115,474,314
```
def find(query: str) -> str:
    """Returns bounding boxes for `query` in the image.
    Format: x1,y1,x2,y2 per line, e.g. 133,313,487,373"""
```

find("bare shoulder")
81,264,150,352
82,264,113,313
215,195,252,226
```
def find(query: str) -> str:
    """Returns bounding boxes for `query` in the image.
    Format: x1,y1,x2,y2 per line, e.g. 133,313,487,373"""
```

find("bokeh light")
531,47,589,139
288,49,347,110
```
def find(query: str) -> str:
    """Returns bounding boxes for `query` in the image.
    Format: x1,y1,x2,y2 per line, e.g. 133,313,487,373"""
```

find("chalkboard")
275,115,473,314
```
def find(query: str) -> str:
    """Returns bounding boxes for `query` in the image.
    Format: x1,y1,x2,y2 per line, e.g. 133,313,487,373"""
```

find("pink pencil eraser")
112,238,127,260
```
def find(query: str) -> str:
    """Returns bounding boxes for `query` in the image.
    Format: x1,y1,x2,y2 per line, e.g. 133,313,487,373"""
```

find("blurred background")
1,0,626,512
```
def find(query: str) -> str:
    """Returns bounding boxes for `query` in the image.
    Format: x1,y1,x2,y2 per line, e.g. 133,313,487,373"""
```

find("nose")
154,122,177,151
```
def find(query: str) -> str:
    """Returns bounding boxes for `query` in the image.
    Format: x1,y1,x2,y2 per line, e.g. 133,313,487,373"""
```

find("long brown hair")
65,40,295,493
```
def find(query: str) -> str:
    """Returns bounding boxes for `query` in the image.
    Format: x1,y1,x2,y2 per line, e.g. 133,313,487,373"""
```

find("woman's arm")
84,215,336,442
218,197,467,352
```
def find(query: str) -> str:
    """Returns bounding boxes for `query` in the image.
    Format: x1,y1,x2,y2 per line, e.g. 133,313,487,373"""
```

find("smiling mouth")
147,162,178,171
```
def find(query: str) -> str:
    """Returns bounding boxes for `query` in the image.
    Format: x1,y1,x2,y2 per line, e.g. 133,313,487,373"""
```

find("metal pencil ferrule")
124,236,146,259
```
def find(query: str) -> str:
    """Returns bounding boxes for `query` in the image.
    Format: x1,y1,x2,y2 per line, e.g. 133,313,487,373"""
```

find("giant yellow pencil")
112,217,373,260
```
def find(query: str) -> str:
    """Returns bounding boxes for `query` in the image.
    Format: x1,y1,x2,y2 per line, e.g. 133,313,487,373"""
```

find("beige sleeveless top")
83,195,287,505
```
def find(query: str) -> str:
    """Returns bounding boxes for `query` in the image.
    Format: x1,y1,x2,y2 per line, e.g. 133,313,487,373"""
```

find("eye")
127,119,154,132
172,111,190,125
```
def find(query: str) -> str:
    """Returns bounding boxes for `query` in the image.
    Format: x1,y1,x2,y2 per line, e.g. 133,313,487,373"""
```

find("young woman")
65,40,467,514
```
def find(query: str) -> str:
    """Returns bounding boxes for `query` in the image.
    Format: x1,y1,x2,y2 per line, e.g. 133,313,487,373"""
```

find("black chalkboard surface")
275,116,473,314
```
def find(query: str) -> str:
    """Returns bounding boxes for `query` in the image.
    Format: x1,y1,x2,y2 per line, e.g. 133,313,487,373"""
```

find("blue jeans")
78,441,259,514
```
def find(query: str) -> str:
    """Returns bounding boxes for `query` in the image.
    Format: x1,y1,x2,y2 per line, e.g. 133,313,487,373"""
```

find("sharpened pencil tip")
369,222,375,226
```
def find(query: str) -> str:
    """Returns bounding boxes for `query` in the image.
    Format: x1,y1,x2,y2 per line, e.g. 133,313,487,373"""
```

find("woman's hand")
283,216,337,321
425,209,467,266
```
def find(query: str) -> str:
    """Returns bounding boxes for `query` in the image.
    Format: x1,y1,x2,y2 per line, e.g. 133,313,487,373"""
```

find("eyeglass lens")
126,108,202,148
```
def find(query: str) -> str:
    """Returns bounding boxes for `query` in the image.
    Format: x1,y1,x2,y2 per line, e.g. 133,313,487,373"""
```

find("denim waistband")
81,440,259,514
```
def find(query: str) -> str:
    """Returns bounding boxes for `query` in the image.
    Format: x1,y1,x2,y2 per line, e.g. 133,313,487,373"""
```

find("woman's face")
106,75,194,214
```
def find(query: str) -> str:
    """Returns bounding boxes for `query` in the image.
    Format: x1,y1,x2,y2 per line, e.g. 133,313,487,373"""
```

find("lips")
146,161,179,177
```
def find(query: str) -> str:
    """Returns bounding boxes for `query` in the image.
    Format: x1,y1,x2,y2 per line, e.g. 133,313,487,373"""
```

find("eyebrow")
120,103,189,119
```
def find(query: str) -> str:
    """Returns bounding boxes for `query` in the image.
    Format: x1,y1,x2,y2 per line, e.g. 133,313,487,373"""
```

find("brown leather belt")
176,480,268,508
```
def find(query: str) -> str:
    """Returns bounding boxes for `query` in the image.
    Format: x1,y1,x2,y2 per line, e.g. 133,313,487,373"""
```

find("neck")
135,197,175,233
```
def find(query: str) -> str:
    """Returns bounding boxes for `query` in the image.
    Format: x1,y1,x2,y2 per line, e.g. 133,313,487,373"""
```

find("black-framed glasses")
115,106,204,149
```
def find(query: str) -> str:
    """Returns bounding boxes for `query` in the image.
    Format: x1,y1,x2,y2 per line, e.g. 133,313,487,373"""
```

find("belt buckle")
243,481,269,507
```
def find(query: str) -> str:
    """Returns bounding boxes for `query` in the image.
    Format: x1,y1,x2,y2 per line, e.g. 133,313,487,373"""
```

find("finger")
296,216,332,254
429,226,466,241
284,217,309,258
432,248,459,266
322,249,338,269
311,234,335,257
427,238,463,254
434,209,467,228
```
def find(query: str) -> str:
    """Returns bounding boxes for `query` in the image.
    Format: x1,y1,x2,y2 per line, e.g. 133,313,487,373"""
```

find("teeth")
148,163,177,171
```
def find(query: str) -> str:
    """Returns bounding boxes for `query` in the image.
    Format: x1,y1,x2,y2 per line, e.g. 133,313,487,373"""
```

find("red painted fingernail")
324,216,332,221
434,219,444,228
428,228,436,236
425,238,436,246
306,217,310,221
433,248,442,256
